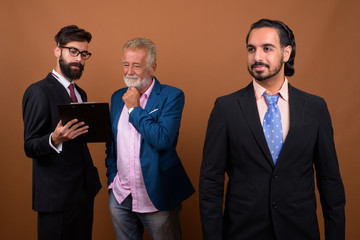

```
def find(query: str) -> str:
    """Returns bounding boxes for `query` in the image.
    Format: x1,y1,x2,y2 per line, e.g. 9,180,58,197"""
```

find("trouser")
37,197,94,240
108,190,182,240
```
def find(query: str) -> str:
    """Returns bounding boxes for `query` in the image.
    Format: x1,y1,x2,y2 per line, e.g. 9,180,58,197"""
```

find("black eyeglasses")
59,46,92,60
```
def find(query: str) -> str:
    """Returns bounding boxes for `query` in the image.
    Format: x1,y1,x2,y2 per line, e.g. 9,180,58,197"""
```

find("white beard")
124,74,152,92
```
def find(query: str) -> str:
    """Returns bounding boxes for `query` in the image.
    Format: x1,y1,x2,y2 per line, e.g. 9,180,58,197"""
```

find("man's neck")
255,75,285,94
138,77,154,95
54,66,72,83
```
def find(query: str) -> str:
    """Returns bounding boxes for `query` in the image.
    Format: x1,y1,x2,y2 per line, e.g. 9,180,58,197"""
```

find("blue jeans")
108,190,182,240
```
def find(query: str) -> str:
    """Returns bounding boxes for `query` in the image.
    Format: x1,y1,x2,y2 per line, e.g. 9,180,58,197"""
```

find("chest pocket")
148,108,160,121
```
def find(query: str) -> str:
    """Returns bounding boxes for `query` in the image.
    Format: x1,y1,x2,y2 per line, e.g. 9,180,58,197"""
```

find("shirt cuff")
128,107,134,114
49,133,62,153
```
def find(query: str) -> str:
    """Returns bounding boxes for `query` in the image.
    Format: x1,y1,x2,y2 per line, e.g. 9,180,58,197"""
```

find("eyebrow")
247,43,276,48
122,62,143,66
262,43,276,48
67,46,89,52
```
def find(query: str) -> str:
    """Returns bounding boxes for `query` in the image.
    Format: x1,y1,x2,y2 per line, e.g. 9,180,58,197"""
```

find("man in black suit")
22,25,101,240
199,19,345,240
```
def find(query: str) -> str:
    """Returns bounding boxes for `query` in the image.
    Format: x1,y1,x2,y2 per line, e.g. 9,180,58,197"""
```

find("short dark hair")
246,19,296,76
54,25,92,46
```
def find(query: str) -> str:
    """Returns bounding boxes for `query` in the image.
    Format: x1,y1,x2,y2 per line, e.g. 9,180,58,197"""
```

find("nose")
127,65,135,75
74,53,83,62
254,49,264,62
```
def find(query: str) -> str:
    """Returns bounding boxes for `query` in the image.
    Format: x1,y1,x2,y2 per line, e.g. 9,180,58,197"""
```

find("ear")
54,46,61,58
283,45,292,62
149,62,157,75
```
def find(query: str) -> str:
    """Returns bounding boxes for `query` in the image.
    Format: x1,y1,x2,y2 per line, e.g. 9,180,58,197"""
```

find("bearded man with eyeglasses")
22,25,101,240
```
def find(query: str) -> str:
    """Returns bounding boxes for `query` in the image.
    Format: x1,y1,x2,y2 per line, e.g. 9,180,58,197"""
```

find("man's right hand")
51,119,89,146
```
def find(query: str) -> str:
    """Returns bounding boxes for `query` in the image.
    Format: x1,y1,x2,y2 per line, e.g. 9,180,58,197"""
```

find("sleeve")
128,89,184,151
314,99,346,240
199,98,228,240
49,133,62,153
105,140,117,186
105,92,122,186
22,84,53,158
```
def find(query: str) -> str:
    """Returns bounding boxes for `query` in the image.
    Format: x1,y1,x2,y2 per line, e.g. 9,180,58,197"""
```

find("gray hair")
123,38,156,67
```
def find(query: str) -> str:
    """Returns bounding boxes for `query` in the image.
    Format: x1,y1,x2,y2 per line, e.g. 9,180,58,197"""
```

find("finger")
57,120,63,127
73,124,89,131
127,87,137,93
64,119,79,128
72,129,89,139
70,121,86,130
53,120,63,132
71,126,89,139
131,87,140,93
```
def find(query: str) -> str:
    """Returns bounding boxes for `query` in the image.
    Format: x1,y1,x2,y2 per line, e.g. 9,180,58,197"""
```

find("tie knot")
263,93,280,106
68,83,75,91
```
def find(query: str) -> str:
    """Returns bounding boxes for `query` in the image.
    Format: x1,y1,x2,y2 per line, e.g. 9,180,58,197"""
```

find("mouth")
69,63,82,70
251,63,269,72
254,65,266,71
125,75,139,80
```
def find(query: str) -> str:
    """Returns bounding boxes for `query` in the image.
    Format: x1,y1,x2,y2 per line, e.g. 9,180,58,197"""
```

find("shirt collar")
52,69,73,89
141,77,155,100
253,78,289,102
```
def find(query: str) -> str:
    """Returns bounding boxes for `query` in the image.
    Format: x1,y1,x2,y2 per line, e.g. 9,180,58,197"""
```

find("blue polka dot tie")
263,93,283,164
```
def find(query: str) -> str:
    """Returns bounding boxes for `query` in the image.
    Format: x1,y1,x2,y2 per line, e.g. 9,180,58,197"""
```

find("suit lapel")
276,84,307,167
238,83,274,167
45,73,72,104
145,77,161,112
74,83,87,102
46,73,88,103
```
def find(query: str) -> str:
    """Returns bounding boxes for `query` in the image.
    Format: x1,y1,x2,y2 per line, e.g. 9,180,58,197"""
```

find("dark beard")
248,61,282,81
59,56,84,80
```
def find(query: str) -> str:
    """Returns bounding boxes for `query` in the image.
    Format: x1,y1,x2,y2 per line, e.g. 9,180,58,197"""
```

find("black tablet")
58,102,113,142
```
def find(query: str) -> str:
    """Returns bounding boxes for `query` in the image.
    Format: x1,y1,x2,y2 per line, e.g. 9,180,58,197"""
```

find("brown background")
1,0,359,239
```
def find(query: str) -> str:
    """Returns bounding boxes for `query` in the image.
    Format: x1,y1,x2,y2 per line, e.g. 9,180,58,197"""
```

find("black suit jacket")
199,82,345,240
22,73,101,212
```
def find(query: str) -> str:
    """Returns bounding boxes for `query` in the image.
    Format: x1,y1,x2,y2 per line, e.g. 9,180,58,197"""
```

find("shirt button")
272,201,278,208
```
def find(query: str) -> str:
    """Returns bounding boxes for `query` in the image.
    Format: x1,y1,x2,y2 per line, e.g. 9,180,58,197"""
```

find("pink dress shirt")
109,79,158,213
253,78,290,141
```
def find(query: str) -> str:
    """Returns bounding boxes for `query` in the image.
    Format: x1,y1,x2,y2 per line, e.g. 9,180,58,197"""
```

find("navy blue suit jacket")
105,77,194,210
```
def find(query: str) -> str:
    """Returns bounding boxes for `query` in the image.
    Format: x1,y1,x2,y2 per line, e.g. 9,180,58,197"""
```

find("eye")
264,47,272,52
123,63,129,67
81,52,90,58
247,47,255,53
69,48,79,55
134,65,142,69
